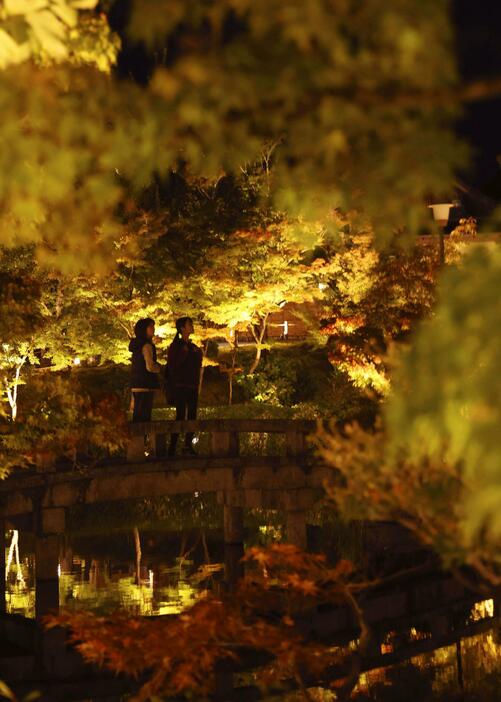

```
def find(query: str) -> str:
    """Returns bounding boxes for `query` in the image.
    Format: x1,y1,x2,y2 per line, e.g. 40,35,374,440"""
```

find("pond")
2,500,500,701
5,527,224,618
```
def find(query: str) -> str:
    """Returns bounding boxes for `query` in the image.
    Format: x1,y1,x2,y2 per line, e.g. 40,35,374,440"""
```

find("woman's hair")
174,316,193,341
134,318,155,339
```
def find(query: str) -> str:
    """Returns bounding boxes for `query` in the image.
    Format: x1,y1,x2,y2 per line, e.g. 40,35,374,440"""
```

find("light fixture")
73,357,81,366
277,300,287,308
428,203,453,227
428,202,453,265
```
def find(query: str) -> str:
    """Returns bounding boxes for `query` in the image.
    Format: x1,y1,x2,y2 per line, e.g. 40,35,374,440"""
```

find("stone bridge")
1,418,325,520
0,419,326,618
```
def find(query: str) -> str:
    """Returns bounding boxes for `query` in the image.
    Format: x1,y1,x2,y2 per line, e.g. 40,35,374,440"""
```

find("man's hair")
175,316,193,333
173,316,193,341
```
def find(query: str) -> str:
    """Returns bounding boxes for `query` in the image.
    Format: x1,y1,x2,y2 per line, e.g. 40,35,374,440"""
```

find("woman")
129,318,162,423
167,317,202,456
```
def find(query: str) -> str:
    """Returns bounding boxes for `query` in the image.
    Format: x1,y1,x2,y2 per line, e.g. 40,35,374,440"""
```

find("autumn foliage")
0,374,129,475
47,545,364,700
319,230,439,396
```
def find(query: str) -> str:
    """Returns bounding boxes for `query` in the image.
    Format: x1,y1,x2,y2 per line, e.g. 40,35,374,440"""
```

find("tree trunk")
248,314,268,375
5,529,16,582
133,526,142,586
249,314,268,375
248,344,262,375
6,357,27,422
228,344,238,406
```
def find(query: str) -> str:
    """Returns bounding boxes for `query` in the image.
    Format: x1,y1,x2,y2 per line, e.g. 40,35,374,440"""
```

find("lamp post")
428,203,453,265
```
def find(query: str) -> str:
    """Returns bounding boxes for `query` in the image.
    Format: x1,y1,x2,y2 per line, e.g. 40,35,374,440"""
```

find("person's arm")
143,343,161,373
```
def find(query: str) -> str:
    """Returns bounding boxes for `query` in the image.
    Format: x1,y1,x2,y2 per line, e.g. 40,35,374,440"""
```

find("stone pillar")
35,534,60,620
223,505,244,591
286,510,307,550
0,520,6,614
35,508,65,620
34,508,68,679
224,505,244,544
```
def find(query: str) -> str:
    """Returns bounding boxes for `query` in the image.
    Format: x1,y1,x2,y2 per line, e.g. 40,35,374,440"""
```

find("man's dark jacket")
167,340,202,389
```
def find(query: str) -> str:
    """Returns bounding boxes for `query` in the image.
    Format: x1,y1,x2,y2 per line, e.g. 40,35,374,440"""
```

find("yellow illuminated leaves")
0,27,30,65
0,0,98,67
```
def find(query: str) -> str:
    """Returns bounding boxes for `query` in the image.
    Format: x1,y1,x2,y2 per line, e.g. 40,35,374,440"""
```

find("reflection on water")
3,527,500,699
59,558,217,617
350,599,501,701
354,628,501,701
4,529,223,619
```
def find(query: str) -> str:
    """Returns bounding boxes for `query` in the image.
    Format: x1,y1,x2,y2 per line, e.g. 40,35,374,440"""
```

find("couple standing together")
129,316,202,456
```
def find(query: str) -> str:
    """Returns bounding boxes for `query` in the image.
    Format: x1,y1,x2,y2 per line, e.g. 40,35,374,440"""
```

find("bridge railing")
127,419,317,462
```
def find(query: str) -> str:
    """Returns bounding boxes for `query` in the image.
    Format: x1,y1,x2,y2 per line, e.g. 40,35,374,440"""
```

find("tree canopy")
0,0,467,268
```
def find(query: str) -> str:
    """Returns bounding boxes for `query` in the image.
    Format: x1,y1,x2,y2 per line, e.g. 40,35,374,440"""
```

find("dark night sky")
454,0,501,192
110,0,501,194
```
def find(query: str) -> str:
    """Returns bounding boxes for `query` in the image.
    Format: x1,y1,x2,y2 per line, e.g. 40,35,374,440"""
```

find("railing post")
127,421,149,462
286,428,306,457
211,431,239,457
154,432,167,458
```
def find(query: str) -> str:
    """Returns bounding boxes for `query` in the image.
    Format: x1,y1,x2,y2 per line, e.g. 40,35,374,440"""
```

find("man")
167,317,202,455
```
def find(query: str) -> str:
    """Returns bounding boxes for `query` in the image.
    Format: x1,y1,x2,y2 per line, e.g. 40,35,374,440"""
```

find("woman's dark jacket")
167,340,202,389
129,338,160,389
